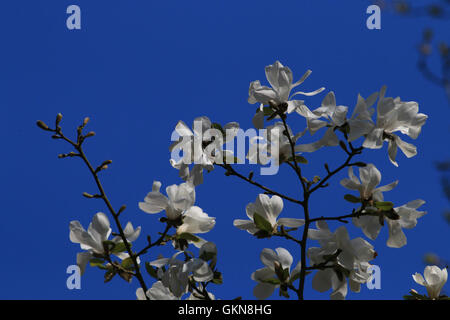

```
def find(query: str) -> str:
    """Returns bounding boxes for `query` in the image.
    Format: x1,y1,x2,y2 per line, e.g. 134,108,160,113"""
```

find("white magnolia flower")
413,265,448,299
176,206,216,248
69,212,141,274
139,181,195,220
233,194,305,235
70,212,111,255
170,116,239,184
248,61,324,129
295,92,346,152
247,122,305,165
295,91,378,152
354,199,427,248
150,251,214,298
384,200,427,248
347,92,377,141
362,86,427,166
340,163,398,202
248,61,325,107
251,247,301,299
308,222,376,300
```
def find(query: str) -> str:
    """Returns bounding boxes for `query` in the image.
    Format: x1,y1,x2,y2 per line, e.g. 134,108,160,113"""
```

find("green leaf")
344,194,361,203
404,290,429,300
178,232,200,243
111,242,128,254
121,257,134,269
90,258,107,269
374,201,394,211
281,268,290,282
253,213,273,233
145,262,158,279
262,278,281,285
102,240,116,252
262,107,274,116
212,271,223,285
287,155,308,164
104,270,116,283
118,270,133,282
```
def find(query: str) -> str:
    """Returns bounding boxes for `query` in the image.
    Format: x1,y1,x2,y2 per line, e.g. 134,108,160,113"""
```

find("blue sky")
0,1,448,299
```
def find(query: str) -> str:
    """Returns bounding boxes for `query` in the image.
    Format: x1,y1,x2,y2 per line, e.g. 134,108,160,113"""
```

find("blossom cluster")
60,61,447,300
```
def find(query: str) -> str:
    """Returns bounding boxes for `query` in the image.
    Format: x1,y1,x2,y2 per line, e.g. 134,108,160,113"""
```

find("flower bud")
56,113,63,125
36,120,50,131
85,131,96,138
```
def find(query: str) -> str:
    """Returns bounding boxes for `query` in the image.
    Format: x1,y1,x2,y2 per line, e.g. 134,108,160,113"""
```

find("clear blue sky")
0,1,448,299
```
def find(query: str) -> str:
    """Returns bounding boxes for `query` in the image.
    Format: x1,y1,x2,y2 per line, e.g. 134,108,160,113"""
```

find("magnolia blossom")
295,92,346,152
139,181,195,220
354,199,427,248
69,212,141,274
346,92,377,141
150,251,214,298
233,194,305,235
248,61,324,129
362,86,427,166
169,116,239,185
340,164,398,202
176,206,216,248
251,247,301,299
384,200,427,248
308,222,376,300
413,265,448,299
247,122,305,165
248,61,325,108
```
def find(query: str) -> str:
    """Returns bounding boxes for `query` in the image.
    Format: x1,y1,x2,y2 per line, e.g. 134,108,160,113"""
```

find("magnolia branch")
217,163,303,206
37,116,150,298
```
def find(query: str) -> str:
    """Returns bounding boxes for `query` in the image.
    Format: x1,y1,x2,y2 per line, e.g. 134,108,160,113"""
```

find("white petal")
277,218,305,228
395,135,417,158
412,272,426,286
386,220,407,248
353,216,382,240
260,248,277,269
312,269,332,292
147,281,178,300
76,251,92,275
275,247,293,270
253,282,276,300
233,219,258,234
139,181,169,214
363,128,384,149
193,261,214,282
91,212,111,240
136,288,147,300
178,206,215,234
